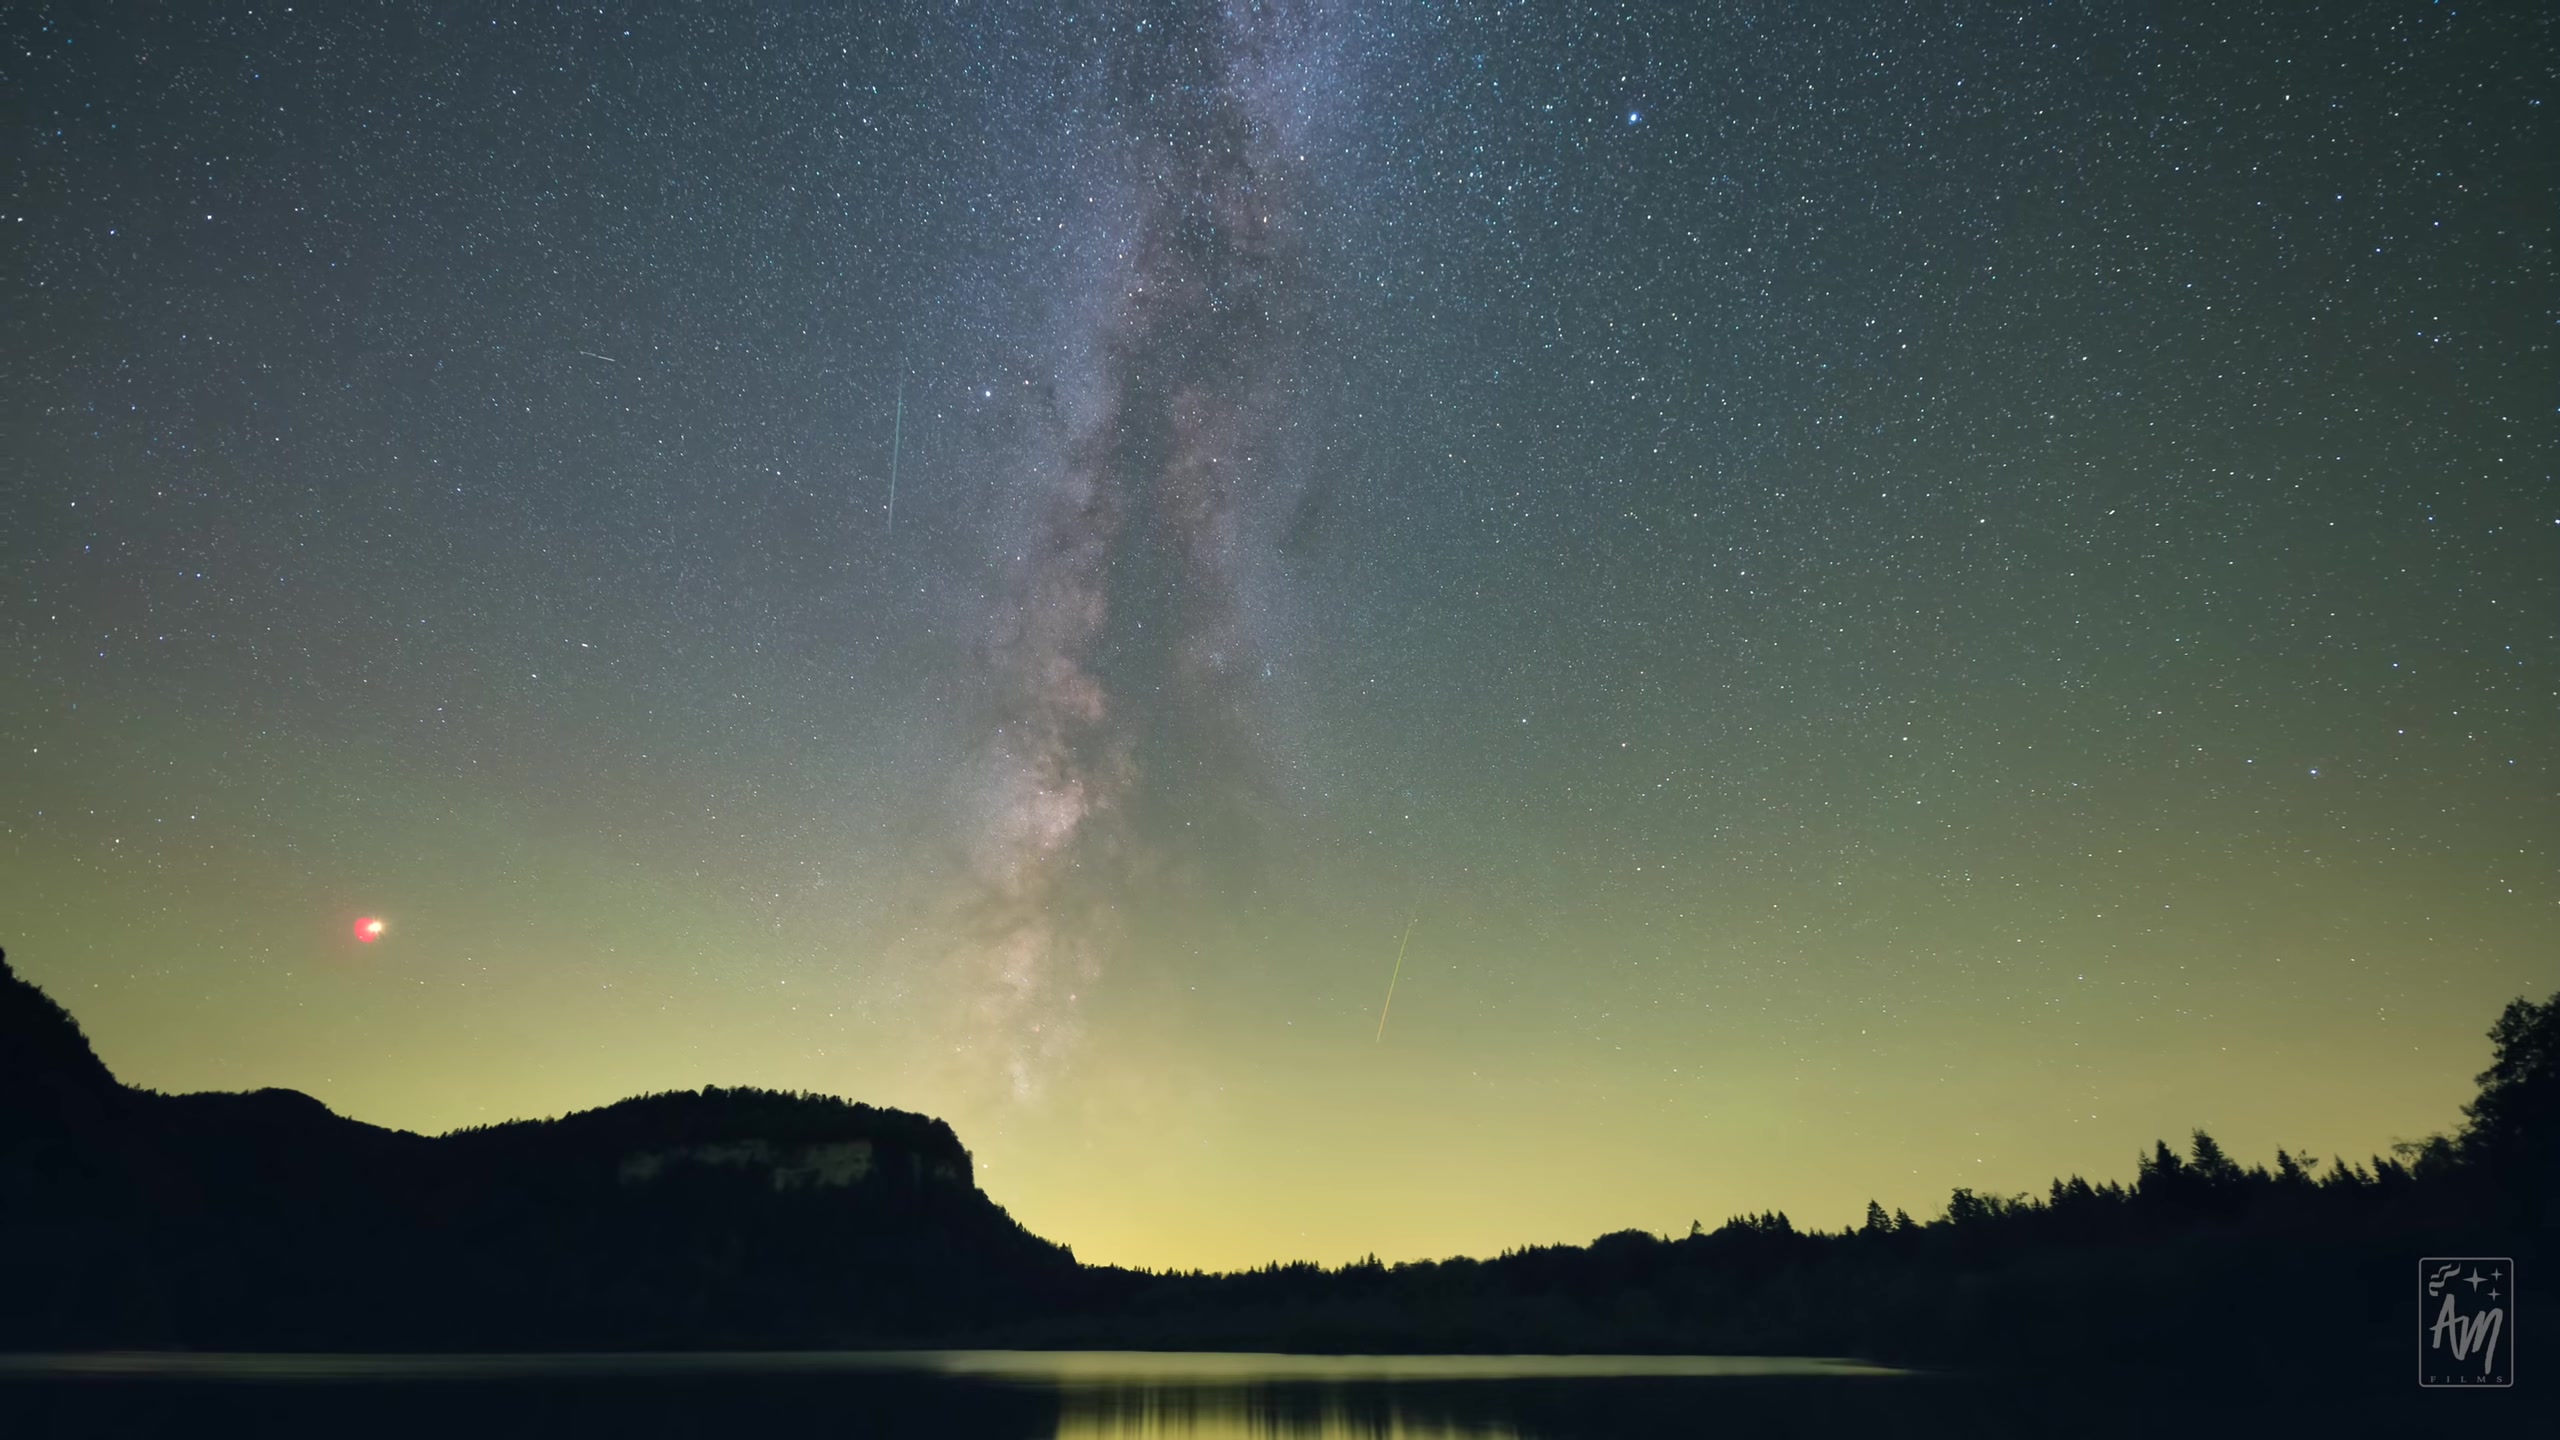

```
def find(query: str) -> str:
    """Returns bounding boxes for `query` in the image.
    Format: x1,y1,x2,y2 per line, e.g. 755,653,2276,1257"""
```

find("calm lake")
0,1348,2521,1436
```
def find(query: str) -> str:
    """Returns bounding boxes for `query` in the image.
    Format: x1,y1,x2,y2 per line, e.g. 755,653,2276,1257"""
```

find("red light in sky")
355,917,386,943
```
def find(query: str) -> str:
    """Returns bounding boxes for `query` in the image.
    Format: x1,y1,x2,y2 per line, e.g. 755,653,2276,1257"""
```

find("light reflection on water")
0,1349,1904,1382
975,1355,1901,1440
0,1346,2523,1436
0,1350,1914,1438
921,1351,1904,1382
1054,1389,1520,1440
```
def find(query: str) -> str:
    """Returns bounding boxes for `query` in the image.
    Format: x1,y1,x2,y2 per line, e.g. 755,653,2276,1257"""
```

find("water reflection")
1055,1387,1520,1440
0,1350,1911,1439
911,1350,1902,1383
7,1347,2499,1437
942,1348,1904,1439
0,1349,1900,1382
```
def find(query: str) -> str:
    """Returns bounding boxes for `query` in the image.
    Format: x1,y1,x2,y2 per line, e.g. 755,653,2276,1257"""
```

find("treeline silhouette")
3,943,2550,1376
1021,1124,2537,1372
1007,995,2553,1373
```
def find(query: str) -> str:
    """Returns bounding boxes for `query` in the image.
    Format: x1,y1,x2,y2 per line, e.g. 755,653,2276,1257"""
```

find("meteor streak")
1374,914,1416,1043
886,378,903,534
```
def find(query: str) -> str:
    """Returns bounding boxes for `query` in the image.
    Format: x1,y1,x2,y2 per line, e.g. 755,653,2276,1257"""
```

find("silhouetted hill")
4,943,2550,1380
0,950,120,1111
0,948,1074,1349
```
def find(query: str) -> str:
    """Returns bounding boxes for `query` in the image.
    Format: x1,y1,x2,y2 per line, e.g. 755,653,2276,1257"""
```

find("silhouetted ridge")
0,946,120,1101
3,945,2549,1378
0,948,1072,1350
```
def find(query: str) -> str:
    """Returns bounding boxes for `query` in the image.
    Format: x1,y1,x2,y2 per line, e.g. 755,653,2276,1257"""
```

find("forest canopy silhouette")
2,945,2549,1372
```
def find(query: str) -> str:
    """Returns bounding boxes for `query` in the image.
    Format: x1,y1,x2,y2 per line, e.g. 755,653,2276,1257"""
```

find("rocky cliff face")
0,948,1073,1349
617,1138,879,1188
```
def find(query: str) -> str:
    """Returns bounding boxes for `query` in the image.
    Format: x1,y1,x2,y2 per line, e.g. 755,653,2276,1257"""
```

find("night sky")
4,2,2553,1272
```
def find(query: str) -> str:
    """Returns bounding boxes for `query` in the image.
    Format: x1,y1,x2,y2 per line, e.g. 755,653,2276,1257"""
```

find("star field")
3,1,2553,1269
